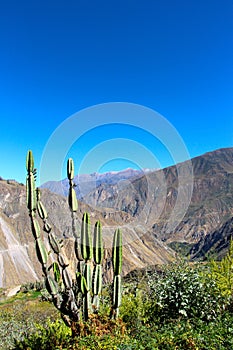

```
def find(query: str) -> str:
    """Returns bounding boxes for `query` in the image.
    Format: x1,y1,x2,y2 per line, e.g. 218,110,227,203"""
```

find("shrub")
120,289,151,330
147,261,226,322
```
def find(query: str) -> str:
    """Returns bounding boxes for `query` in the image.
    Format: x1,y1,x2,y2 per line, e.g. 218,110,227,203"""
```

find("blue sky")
0,0,232,184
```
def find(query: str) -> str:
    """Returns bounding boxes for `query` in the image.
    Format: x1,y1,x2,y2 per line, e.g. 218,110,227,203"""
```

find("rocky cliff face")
190,217,233,260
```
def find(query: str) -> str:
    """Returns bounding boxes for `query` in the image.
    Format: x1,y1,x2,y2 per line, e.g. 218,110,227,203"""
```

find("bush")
131,313,233,350
147,261,226,322
120,289,151,330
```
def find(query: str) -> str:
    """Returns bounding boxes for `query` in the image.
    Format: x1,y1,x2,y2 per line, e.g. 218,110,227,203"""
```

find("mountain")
40,168,150,199
81,148,233,246
0,147,232,288
0,178,173,288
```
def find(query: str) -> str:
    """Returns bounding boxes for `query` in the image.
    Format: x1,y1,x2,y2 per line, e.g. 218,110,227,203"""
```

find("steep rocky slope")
190,217,233,260
82,148,233,246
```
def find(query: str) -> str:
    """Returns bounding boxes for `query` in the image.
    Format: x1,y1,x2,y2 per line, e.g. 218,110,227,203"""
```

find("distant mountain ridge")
40,168,153,199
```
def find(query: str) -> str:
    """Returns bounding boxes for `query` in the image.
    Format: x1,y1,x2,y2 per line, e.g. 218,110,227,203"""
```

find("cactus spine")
26,150,123,331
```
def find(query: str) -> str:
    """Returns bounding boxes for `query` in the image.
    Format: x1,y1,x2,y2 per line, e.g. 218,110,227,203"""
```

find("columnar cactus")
26,150,123,329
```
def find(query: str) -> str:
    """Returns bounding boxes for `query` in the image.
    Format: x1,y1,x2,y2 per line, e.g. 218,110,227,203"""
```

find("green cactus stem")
81,212,92,261
26,173,37,214
113,275,122,317
92,221,103,311
37,201,48,220
92,264,102,310
112,228,123,319
93,221,103,265
80,213,93,320
35,238,48,267
52,262,61,283
67,158,74,180
112,228,123,276
68,187,78,213
26,150,34,172
48,232,61,254
31,218,41,239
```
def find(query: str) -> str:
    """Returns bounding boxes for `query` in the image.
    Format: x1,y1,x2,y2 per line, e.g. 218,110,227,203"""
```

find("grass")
0,290,41,306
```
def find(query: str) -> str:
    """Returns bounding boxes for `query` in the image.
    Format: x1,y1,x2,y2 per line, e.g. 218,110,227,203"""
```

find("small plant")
25,150,123,334
20,281,44,293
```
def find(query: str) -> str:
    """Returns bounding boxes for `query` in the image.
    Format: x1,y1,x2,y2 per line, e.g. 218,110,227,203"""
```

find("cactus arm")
93,221,103,265
113,275,122,318
26,150,34,172
111,228,123,319
81,212,92,261
92,221,104,311
67,158,74,180
112,228,123,276
67,158,78,213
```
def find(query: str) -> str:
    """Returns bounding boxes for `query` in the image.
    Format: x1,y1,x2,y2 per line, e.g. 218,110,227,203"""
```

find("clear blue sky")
0,0,232,184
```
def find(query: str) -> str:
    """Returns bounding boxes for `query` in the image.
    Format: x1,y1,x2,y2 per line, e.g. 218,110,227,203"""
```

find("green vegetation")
209,238,233,297
0,289,58,349
1,254,233,349
168,241,195,257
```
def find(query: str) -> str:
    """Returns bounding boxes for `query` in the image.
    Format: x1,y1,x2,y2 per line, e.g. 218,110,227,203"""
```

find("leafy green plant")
147,261,225,322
